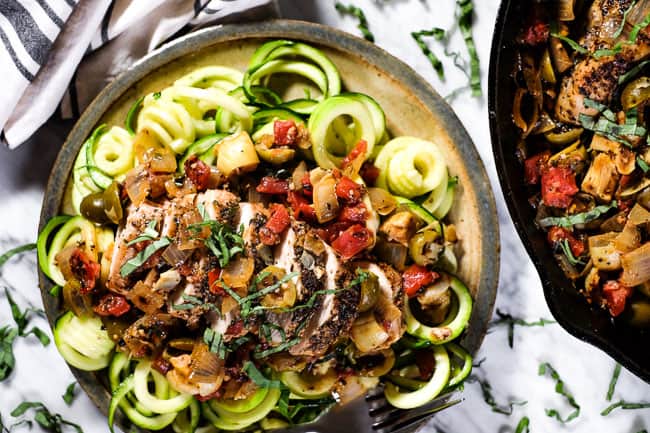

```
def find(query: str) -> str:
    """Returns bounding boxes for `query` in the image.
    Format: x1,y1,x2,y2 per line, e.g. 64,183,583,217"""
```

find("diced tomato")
195,390,220,402
256,176,289,195
547,226,585,257
184,155,210,191
541,166,578,208
524,151,550,185
274,120,298,146
521,19,549,46
208,268,223,294
331,224,373,259
93,294,131,317
338,203,368,223
260,204,291,246
602,280,633,317
618,199,634,212
287,191,317,221
341,140,368,170
226,319,245,336
69,248,100,293
315,221,353,243
403,264,439,298
301,172,313,196
360,162,380,186
336,176,363,203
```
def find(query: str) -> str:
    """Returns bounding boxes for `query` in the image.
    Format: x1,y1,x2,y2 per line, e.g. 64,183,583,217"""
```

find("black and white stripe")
0,0,75,81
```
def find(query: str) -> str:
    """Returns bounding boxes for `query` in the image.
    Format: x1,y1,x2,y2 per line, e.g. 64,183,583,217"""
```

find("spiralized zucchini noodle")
39,39,475,432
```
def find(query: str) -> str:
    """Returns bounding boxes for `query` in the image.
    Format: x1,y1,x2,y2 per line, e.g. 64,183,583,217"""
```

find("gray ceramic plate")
38,19,499,432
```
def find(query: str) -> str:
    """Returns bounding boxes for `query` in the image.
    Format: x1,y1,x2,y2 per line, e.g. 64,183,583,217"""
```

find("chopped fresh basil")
190,204,244,268
593,41,623,59
120,236,171,277
468,375,527,415
559,239,585,266
606,363,621,402
204,328,227,358
411,28,447,79
242,361,284,388
539,201,617,228
334,2,374,42
550,21,588,54
601,400,650,416
515,417,530,433
0,243,36,268
254,337,301,359
492,309,555,348
628,12,650,43
11,401,83,433
5,288,50,346
539,362,580,423
152,92,161,100
63,382,77,405
637,156,650,173
457,0,481,96
619,60,650,85
126,220,159,246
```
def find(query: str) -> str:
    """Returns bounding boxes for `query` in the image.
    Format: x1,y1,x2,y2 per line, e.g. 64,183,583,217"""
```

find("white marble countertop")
0,0,649,432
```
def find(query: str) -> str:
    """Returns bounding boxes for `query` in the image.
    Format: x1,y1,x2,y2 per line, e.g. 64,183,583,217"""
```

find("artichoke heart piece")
581,153,619,202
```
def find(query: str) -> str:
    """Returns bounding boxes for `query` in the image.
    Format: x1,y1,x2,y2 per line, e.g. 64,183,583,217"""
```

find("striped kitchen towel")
0,0,278,149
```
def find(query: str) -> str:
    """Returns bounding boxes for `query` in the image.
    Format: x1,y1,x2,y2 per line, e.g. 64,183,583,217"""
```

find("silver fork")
276,387,461,433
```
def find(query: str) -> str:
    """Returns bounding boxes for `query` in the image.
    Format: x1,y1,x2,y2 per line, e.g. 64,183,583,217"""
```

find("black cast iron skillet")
489,0,650,382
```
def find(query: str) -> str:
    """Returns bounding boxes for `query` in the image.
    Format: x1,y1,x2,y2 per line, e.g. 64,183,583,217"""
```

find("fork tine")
369,390,455,424
373,399,462,433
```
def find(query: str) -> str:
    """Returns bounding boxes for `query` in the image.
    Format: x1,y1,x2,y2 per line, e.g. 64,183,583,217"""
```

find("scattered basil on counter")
11,401,83,433
468,375,527,415
491,310,555,348
5,288,50,346
335,2,374,42
538,362,581,423
411,28,447,79
62,382,77,406
601,400,650,416
606,363,622,402
457,0,481,96
515,416,530,433
0,243,36,269
0,326,18,381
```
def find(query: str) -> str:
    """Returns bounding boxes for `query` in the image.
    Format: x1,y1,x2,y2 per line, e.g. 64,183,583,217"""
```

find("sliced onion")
162,243,193,267
292,161,308,191
558,0,575,21
127,281,166,315
367,187,397,215
351,312,390,353
124,167,150,205
62,279,93,317
222,256,255,289
621,243,650,286
374,238,408,270
312,173,339,223
189,342,225,393
134,129,177,173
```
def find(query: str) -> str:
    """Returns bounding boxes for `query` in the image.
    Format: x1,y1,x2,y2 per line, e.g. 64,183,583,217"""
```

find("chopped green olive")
260,266,297,309
408,230,444,266
621,76,650,110
255,144,296,165
358,272,380,312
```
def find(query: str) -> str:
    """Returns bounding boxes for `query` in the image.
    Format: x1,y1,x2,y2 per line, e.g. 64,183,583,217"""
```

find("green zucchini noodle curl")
93,126,135,179
54,311,114,371
375,136,448,198
309,94,385,169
